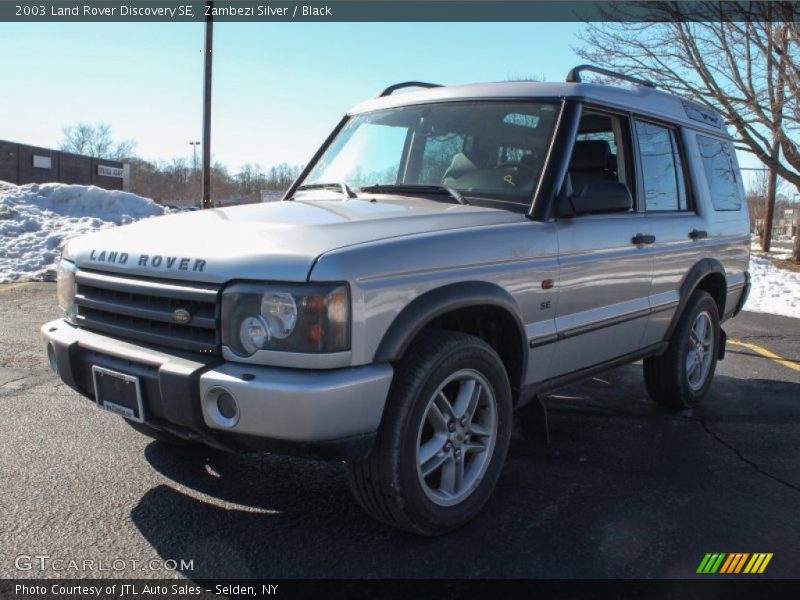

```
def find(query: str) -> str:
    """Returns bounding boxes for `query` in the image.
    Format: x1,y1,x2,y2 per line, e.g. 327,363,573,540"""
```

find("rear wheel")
644,291,720,408
345,331,513,536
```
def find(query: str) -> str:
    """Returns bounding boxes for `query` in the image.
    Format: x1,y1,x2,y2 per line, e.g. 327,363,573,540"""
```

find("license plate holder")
91,365,145,423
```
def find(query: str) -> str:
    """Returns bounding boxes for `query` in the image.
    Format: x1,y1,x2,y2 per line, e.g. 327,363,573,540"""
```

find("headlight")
56,259,78,323
222,283,350,356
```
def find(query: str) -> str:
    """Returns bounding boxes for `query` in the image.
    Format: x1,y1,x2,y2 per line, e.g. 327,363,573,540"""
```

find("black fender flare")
373,281,528,384
664,258,727,342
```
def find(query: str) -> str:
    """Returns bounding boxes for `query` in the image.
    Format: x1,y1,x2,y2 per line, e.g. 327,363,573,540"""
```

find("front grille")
74,269,221,354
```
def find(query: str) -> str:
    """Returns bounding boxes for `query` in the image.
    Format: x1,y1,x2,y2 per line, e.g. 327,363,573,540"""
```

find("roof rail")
378,81,443,97
566,65,656,88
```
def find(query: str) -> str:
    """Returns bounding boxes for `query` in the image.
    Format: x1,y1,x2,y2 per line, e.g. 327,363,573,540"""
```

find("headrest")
444,152,478,180
570,140,611,170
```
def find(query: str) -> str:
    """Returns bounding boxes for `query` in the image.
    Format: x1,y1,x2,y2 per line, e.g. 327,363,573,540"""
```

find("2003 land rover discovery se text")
42,66,750,535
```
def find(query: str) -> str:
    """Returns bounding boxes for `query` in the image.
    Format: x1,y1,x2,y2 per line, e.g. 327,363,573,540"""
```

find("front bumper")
41,319,393,459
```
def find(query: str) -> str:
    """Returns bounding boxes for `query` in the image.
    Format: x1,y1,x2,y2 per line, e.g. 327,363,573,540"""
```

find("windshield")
302,101,559,208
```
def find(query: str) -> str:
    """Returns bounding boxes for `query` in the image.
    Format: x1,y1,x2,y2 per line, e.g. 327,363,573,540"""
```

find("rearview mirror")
564,181,633,216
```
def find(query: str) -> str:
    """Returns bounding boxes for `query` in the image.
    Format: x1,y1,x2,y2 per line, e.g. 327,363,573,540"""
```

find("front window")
302,101,559,207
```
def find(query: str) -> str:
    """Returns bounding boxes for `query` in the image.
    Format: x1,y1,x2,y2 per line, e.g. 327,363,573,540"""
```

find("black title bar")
3,1,800,22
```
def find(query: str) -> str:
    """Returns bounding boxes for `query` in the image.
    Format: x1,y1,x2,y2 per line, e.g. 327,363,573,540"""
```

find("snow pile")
745,252,800,319
0,181,166,283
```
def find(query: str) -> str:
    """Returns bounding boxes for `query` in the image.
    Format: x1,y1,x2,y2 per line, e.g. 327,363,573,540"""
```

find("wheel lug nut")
448,422,456,432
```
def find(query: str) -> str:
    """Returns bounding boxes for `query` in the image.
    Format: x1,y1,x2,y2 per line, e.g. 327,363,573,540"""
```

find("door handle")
689,229,708,240
631,233,656,245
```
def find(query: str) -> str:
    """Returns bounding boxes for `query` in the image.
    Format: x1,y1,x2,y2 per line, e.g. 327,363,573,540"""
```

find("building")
0,139,129,191
776,206,799,237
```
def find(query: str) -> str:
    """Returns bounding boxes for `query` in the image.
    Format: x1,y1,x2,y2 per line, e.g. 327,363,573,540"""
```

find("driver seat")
568,140,616,193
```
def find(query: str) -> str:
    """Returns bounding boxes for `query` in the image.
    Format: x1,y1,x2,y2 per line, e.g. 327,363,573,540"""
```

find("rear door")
632,120,706,346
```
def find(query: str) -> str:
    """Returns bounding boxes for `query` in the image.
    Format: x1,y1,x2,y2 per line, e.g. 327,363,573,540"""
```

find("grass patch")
773,258,800,273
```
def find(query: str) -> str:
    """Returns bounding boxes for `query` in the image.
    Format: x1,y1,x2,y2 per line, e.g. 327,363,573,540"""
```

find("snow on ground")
0,181,166,283
746,238,800,319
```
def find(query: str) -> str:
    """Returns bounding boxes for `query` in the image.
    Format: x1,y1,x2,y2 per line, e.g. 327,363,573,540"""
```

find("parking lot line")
0,282,32,293
729,339,800,373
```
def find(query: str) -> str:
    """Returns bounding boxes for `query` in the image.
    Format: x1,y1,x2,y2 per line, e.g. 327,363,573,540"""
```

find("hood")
64,197,524,283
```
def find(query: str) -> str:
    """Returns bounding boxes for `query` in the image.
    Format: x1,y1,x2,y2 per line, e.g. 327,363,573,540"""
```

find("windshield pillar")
283,116,350,201
528,99,582,221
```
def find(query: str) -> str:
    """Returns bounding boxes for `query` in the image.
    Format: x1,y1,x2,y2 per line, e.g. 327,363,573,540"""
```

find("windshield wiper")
359,184,468,205
293,182,357,200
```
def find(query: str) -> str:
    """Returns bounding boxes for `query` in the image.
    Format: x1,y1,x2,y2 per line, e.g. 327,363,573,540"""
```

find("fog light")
205,387,239,427
217,391,237,420
47,344,59,375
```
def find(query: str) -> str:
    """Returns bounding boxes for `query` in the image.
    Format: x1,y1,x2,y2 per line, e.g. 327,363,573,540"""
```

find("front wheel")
644,290,720,408
345,331,513,536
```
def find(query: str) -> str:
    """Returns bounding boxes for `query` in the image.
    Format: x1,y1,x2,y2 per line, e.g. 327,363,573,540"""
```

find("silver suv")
42,66,750,535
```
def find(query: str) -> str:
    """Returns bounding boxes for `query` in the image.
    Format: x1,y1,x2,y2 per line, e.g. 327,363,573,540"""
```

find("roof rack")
378,81,443,97
566,65,656,88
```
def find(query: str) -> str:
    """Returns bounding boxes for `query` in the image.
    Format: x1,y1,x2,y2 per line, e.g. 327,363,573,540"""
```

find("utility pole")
202,1,213,209
189,141,200,172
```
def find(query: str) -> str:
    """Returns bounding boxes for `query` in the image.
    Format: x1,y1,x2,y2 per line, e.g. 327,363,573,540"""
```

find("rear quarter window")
697,135,743,211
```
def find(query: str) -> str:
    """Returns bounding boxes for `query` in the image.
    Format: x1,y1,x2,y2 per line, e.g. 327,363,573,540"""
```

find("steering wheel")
497,160,537,173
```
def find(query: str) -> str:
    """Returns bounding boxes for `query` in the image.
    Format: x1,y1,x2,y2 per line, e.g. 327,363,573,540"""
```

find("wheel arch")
665,258,727,342
373,282,528,396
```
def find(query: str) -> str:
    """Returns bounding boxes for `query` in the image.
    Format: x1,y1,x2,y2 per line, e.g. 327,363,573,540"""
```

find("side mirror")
568,181,633,215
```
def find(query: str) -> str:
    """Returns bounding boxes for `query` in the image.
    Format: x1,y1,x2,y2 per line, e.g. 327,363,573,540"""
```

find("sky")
0,20,768,186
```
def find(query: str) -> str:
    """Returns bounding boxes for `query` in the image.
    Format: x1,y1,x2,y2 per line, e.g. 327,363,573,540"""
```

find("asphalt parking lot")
1,282,799,579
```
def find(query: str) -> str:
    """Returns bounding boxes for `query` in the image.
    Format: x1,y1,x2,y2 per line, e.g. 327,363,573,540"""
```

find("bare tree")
746,169,787,235
60,123,136,160
575,2,799,251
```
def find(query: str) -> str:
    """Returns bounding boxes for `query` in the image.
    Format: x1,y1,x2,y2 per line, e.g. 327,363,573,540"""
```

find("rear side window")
697,136,742,211
635,121,689,212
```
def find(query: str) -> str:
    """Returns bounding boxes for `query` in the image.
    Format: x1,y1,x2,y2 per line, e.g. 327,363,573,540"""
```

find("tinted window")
635,121,689,211
697,136,742,211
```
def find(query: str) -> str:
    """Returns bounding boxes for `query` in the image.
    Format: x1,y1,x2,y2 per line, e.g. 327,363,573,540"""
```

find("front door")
549,110,653,378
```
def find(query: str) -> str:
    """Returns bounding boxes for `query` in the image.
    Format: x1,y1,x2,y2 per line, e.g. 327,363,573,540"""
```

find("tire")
345,331,513,536
644,291,720,408
125,419,196,446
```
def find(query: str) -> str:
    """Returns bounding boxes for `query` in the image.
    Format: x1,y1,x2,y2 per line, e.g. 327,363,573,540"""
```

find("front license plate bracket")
91,365,145,423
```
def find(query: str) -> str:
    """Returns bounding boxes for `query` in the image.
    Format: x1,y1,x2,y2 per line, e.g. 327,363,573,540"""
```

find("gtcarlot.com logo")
697,552,773,574
15,554,194,572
